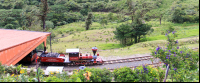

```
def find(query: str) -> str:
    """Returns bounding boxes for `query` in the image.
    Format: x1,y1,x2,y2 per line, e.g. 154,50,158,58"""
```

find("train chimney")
92,46,98,55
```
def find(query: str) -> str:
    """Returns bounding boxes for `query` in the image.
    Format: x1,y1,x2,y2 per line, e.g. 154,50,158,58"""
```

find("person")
92,46,98,55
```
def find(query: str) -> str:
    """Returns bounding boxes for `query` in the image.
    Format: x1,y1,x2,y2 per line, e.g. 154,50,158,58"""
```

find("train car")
40,48,103,66
20,49,37,63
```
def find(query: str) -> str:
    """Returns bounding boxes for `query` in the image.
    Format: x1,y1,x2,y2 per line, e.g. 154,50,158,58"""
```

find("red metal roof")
0,29,51,51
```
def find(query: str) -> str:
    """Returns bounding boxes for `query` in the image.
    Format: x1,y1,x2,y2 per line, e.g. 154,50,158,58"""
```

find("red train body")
40,48,103,65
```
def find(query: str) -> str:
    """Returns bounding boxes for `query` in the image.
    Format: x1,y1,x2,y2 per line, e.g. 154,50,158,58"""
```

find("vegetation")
0,0,199,82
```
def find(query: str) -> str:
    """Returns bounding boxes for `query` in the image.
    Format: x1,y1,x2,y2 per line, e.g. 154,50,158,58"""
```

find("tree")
4,24,14,29
85,13,93,30
21,5,41,30
80,2,92,16
38,0,49,32
113,24,134,45
171,8,185,23
126,0,137,22
50,5,68,14
131,10,152,43
45,21,54,29
100,19,108,27
114,9,153,45
14,0,25,9
80,9,89,16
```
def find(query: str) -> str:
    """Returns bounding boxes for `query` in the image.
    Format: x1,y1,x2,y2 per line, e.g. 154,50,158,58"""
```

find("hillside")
0,0,199,57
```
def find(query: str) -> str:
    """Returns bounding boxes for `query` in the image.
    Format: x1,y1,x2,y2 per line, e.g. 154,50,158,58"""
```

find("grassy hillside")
47,20,199,57
43,0,199,58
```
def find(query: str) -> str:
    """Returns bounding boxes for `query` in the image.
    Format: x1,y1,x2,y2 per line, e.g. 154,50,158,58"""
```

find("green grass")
146,28,199,41
98,43,124,50
47,14,199,57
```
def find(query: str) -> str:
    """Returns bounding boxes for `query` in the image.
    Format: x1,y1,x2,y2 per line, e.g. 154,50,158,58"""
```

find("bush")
151,30,199,82
45,21,54,29
45,76,64,82
0,62,5,74
64,0,81,11
70,67,113,82
80,9,89,16
113,67,135,82
4,24,15,29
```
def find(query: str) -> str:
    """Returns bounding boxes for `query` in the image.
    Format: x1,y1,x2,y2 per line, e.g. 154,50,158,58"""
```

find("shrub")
0,62,5,74
45,21,54,29
70,68,113,82
45,76,64,82
4,24,14,29
151,30,199,82
113,67,135,82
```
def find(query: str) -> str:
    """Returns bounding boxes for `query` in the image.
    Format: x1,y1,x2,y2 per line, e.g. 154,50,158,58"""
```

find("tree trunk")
131,38,133,42
125,38,126,45
134,36,137,43
138,36,141,43
43,18,46,32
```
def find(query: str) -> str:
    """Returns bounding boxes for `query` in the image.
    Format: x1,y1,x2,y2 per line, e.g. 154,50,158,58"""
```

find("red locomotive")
39,48,103,66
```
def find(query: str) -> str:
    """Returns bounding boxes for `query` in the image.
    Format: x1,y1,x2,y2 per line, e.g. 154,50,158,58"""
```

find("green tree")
85,13,93,30
131,10,152,43
4,24,14,29
171,7,186,23
100,19,108,27
64,0,81,11
80,9,89,16
113,24,134,45
50,5,68,14
38,0,49,32
14,0,25,9
21,5,41,30
45,21,54,29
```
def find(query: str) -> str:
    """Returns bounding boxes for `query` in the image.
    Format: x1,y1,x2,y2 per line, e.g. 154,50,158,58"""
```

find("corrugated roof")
0,29,51,51
66,49,79,53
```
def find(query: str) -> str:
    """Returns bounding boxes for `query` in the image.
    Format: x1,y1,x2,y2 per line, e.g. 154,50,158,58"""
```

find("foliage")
113,23,133,45
45,76,64,82
169,1,199,23
69,67,113,82
0,62,5,74
45,21,54,29
39,0,49,31
64,0,81,11
151,30,199,82
113,66,135,82
4,24,14,29
85,13,93,30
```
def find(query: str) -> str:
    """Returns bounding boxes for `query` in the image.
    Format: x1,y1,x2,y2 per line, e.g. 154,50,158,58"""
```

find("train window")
69,53,79,57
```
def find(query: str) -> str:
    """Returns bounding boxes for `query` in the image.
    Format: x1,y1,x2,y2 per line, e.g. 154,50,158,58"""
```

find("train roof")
66,49,79,53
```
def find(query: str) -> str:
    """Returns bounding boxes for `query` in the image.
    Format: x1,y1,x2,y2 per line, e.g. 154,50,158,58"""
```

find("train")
20,49,38,63
39,47,104,66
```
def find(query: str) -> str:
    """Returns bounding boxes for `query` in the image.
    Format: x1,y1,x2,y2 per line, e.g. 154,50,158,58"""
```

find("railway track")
103,56,154,65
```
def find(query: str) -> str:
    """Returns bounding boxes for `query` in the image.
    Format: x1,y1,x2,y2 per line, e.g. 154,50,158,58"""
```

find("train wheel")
75,62,79,66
